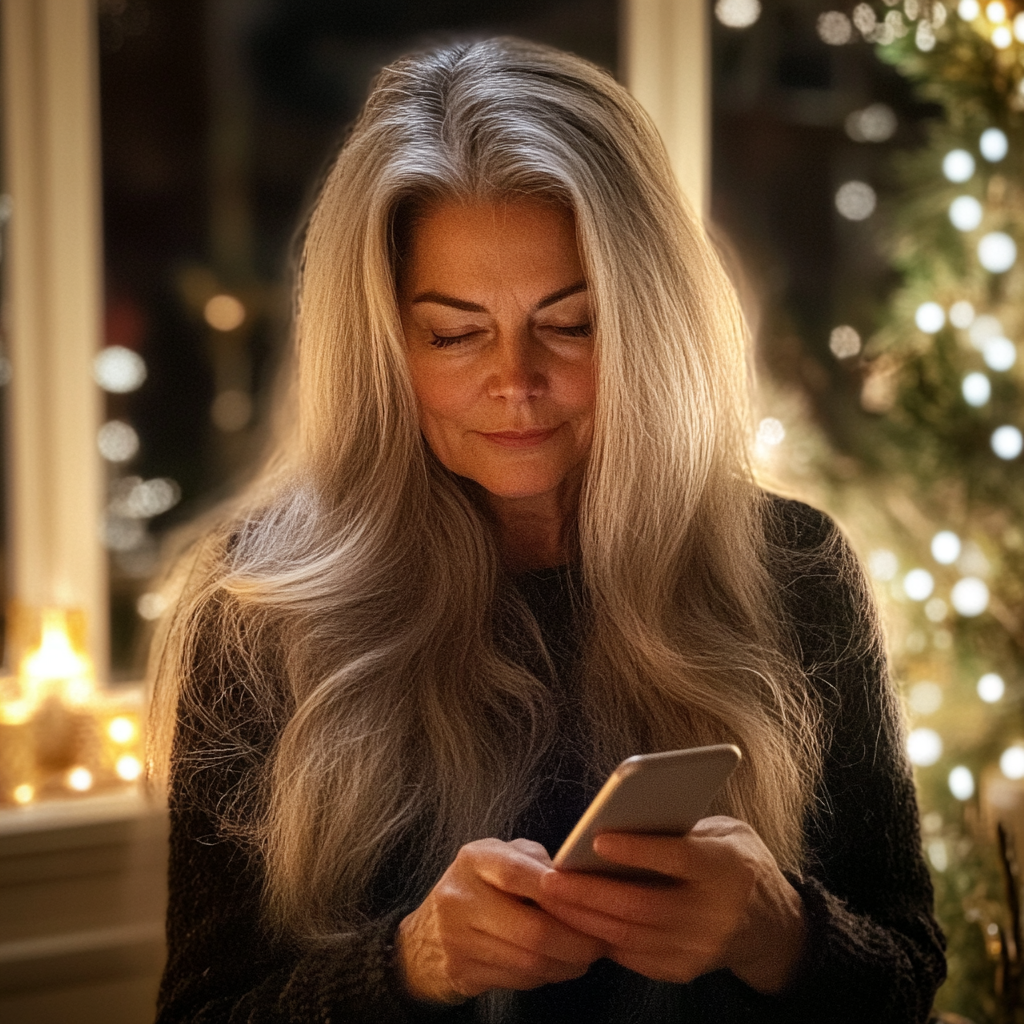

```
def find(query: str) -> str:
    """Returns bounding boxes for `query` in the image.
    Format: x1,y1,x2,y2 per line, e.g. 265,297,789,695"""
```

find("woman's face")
399,198,595,505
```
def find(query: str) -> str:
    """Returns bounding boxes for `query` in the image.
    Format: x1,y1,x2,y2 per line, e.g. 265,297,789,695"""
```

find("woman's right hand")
397,838,607,1004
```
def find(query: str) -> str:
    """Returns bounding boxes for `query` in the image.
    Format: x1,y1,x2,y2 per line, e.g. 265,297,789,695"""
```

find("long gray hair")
149,37,824,938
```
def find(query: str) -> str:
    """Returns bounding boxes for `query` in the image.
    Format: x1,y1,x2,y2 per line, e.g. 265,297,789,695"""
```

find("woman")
151,38,946,1023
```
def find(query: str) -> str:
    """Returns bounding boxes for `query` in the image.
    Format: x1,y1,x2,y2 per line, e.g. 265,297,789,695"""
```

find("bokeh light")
949,300,975,328
67,767,93,792
979,128,1008,161
991,425,1023,459
977,232,1017,273
931,531,962,564
977,673,1005,703
907,728,943,767
845,103,897,142
715,0,761,28
829,325,861,359
817,11,853,44
948,766,975,800
904,569,935,601
1000,745,1024,780
835,181,876,220
204,294,246,332
942,149,975,183
97,420,140,462
915,302,945,333
982,336,1016,371
909,681,943,715
93,346,147,393
949,196,983,231
951,577,989,616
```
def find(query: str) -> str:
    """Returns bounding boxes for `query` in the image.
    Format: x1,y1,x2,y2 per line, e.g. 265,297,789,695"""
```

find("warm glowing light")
931,531,961,564
949,300,975,328
958,0,980,18
97,420,140,463
949,766,975,800
21,609,94,707
845,104,897,142
909,681,943,715
903,569,935,601
949,196,983,231
991,425,1023,459
992,25,1012,46
980,128,1008,161
977,672,1005,702
12,784,34,804
969,314,1003,348
978,232,1017,273
951,577,989,616
835,181,876,220
204,294,246,332
93,346,147,393
108,716,137,744
915,302,945,333
137,593,168,621
1015,11,1024,40
869,549,898,581
942,149,975,183
829,325,862,358
907,728,943,766
818,11,853,44
0,699,32,725
714,0,761,28
1000,745,1024,780
67,767,94,792
756,417,785,446
982,337,1016,371
986,1,1007,22
116,755,143,781
963,376,992,411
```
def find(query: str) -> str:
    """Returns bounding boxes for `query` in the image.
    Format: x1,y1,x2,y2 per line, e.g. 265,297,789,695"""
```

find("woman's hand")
397,838,608,1004
535,816,806,994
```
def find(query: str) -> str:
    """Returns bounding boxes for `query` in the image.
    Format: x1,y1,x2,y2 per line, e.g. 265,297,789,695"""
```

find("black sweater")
155,500,946,1023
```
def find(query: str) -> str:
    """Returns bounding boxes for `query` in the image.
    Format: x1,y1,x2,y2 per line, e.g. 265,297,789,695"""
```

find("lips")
478,427,559,448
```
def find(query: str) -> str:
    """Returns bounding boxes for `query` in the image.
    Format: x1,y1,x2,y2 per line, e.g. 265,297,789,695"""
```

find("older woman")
151,38,945,1023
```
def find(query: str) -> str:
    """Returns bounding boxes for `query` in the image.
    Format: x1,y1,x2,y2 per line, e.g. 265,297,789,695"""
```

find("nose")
486,333,546,402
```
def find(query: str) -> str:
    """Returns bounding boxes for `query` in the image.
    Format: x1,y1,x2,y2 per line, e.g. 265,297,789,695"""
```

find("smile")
478,428,559,449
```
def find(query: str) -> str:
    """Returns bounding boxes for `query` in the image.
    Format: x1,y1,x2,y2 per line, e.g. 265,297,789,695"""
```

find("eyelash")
429,324,592,348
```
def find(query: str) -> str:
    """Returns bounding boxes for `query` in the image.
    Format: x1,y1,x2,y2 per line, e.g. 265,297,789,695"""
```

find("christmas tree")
757,2,1024,1020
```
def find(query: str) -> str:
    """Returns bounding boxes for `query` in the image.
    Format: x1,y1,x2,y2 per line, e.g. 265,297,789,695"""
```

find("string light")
907,728,943,766
977,232,1017,273
942,150,975,182
948,766,975,800
977,673,1005,702
931,531,962,564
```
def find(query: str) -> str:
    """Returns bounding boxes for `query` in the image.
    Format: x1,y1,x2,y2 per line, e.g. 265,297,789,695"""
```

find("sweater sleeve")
739,498,947,1023
155,641,470,1024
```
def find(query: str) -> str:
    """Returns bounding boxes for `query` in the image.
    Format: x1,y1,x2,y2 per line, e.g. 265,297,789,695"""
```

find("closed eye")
429,332,476,348
549,323,592,338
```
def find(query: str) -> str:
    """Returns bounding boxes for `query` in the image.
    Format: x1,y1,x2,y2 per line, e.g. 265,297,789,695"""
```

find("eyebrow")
410,280,588,313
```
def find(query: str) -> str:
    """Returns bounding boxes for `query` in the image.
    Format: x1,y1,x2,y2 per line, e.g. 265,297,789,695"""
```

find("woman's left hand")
535,816,806,994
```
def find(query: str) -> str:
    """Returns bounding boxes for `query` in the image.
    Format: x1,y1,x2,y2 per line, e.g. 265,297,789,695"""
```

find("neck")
486,479,580,573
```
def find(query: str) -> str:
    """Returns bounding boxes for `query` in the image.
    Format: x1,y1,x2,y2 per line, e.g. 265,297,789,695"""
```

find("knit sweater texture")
155,499,946,1023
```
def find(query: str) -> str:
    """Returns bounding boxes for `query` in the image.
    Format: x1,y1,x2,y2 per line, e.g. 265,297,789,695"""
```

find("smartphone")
552,744,742,881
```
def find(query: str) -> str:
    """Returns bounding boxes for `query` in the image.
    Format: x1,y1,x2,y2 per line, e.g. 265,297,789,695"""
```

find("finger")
509,838,554,866
539,867,682,926
533,892,656,951
459,923,597,985
473,888,608,965
591,832,696,879
452,937,598,991
461,840,551,901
